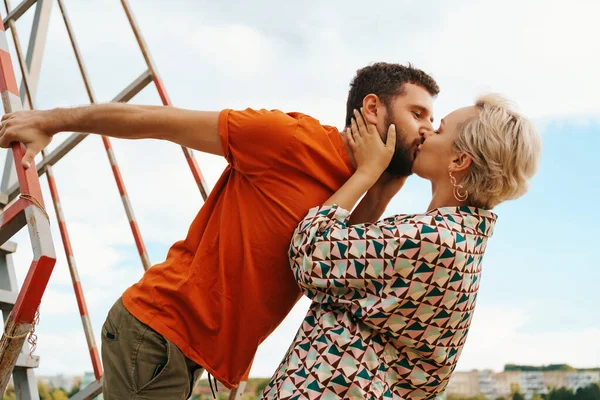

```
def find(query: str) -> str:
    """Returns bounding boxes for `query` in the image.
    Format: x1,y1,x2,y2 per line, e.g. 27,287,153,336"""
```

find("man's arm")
349,191,390,225
0,103,222,168
349,172,407,225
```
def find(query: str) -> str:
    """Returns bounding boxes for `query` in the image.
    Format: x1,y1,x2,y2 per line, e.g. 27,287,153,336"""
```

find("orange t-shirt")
122,108,353,388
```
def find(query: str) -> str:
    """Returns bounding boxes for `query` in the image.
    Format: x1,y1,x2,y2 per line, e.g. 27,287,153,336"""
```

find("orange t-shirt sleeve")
218,108,299,177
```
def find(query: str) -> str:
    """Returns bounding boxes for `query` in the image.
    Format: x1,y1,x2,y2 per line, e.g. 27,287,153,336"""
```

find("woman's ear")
449,152,472,173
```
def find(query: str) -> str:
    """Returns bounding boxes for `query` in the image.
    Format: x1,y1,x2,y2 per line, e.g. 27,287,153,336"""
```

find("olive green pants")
100,298,204,399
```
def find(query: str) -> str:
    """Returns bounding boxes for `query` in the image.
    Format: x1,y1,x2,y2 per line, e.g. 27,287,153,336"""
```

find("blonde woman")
262,95,542,399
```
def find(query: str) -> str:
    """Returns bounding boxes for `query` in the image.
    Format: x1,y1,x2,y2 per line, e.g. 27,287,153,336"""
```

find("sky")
0,0,598,381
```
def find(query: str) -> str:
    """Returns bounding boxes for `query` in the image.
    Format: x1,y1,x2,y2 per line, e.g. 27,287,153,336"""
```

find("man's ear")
449,152,472,173
362,94,381,125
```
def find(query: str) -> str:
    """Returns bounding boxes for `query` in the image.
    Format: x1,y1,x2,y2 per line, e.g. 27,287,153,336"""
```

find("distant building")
519,371,547,399
495,370,522,396
446,370,480,397
479,370,498,399
566,371,600,392
445,369,600,399
544,371,568,390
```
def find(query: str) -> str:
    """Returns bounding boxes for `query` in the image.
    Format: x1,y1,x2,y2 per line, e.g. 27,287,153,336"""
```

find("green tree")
253,378,270,395
512,393,525,400
575,383,600,400
50,388,68,400
2,385,16,400
511,384,522,395
38,382,51,400
505,364,576,372
67,381,81,397
546,387,575,400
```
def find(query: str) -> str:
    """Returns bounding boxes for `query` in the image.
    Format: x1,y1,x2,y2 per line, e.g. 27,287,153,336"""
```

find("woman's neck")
427,180,470,212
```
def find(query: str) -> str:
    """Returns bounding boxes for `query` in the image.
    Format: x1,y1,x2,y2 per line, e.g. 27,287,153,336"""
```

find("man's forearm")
51,103,163,139
46,103,223,155
349,193,389,225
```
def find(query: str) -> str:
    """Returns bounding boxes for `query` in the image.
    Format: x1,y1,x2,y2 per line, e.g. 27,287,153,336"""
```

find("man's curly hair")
345,62,440,126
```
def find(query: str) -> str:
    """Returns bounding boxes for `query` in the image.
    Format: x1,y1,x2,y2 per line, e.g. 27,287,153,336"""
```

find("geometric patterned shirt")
261,204,497,399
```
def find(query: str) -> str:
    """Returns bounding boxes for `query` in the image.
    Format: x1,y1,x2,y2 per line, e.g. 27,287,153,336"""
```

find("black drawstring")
208,373,219,399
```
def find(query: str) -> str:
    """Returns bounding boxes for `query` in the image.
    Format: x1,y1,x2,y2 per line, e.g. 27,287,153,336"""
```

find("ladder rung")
0,192,7,207
3,0,38,30
0,289,17,310
113,69,153,103
9,132,88,201
5,68,154,204
0,241,17,254
69,377,103,400
15,353,39,368
0,202,27,246
13,132,86,202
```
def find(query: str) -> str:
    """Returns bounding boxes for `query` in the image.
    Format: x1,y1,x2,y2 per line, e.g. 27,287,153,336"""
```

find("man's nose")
420,125,435,139
426,120,435,133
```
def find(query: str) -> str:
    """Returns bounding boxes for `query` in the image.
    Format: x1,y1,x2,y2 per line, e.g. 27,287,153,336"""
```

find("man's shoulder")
284,112,342,146
285,111,336,130
223,107,342,153
225,107,337,128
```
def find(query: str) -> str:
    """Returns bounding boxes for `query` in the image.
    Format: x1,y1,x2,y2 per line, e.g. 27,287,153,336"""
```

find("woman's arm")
324,109,396,210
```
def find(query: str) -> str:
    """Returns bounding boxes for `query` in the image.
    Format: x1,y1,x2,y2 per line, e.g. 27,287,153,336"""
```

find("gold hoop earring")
449,171,468,202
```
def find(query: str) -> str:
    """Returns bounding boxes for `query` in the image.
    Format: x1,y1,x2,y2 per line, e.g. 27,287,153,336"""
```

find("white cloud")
31,330,91,374
250,297,311,377
182,24,276,77
456,305,600,371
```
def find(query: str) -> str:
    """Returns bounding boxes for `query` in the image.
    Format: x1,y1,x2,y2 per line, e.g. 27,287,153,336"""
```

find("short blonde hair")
453,94,542,209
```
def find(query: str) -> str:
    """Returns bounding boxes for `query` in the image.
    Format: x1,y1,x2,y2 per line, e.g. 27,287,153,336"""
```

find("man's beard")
384,114,415,177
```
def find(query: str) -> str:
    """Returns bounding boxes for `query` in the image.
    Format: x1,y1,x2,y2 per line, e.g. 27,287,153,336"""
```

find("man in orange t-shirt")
0,63,439,399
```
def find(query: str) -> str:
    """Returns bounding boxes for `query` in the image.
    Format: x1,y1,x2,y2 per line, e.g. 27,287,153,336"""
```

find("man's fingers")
386,124,397,150
1,113,12,122
22,147,36,169
0,126,12,148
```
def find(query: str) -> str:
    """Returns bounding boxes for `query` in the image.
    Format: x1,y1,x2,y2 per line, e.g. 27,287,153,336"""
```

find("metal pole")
19,0,51,110
119,0,210,201
2,0,36,29
0,0,48,195
55,0,151,270
3,0,103,380
0,11,56,394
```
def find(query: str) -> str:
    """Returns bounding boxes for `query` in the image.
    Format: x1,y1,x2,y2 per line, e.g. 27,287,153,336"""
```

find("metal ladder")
0,241,41,400
0,1,233,399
